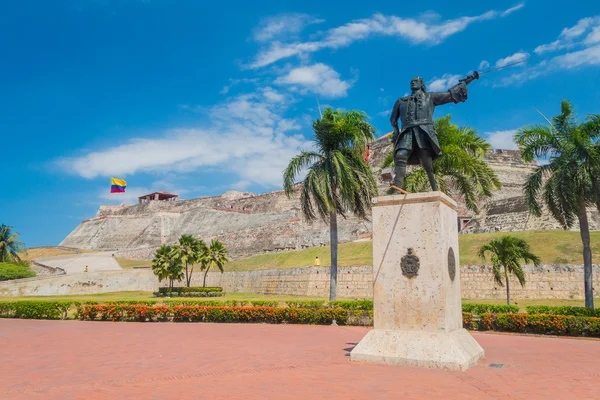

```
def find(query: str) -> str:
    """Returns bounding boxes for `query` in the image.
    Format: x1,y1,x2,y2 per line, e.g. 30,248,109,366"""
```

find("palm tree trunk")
185,263,190,287
203,266,210,288
505,266,510,305
577,199,594,309
329,211,338,301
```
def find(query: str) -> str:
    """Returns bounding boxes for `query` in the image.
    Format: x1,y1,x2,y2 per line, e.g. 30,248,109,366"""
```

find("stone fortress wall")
60,136,600,259
2,264,597,300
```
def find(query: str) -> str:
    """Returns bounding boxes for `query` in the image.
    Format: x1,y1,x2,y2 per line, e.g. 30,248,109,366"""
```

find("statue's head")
410,76,426,92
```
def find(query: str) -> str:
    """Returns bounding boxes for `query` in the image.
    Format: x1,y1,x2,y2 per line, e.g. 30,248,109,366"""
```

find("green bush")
157,287,223,294
0,262,36,281
249,300,278,307
525,305,600,317
0,301,73,319
461,303,519,315
329,300,373,310
154,291,224,298
162,299,226,306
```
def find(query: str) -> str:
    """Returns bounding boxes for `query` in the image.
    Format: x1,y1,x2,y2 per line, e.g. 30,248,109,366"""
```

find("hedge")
157,287,223,294
153,291,225,298
465,312,600,337
461,303,519,314
76,304,348,325
525,305,600,318
0,301,73,319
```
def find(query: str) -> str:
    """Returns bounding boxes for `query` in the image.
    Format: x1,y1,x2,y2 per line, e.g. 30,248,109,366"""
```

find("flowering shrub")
77,304,348,325
464,312,600,338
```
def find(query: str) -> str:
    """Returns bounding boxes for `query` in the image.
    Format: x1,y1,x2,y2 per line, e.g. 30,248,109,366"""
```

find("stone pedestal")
350,192,484,371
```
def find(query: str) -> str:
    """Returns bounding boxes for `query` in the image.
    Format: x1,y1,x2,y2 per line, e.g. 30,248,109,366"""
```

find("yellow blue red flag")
110,178,127,193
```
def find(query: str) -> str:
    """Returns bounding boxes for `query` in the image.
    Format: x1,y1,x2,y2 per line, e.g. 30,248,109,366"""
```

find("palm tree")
283,108,377,300
0,224,25,264
478,236,541,305
381,115,501,212
152,244,183,289
515,100,600,308
171,234,205,287
201,239,228,287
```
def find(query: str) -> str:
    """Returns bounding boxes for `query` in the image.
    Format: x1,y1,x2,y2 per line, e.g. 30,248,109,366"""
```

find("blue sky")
2,0,600,247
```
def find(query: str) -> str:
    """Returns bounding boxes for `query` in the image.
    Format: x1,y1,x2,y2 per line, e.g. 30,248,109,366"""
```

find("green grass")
0,262,36,281
459,230,600,265
109,230,599,272
226,241,373,271
0,291,333,303
225,230,598,271
115,258,151,269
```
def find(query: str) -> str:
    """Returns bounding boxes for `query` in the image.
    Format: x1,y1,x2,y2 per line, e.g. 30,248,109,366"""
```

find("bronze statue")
390,72,479,192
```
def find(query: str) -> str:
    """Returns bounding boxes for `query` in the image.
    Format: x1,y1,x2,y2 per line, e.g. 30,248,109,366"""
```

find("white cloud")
551,44,600,69
495,51,529,67
275,63,352,98
478,60,490,70
485,130,518,150
253,14,324,42
248,6,521,69
501,3,525,17
427,73,461,91
534,16,599,54
58,89,310,188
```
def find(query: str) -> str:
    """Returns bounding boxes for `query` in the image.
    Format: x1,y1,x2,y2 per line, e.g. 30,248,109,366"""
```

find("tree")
201,239,228,287
515,100,600,308
171,234,205,287
478,236,541,305
0,224,25,264
381,115,501,212
283,108,377,300
151,244,184,289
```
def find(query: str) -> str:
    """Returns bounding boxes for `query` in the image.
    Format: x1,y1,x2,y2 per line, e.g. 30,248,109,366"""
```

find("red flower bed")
77,304,347,325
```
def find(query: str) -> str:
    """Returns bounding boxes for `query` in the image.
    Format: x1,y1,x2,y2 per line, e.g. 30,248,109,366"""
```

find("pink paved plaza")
1,320,599,399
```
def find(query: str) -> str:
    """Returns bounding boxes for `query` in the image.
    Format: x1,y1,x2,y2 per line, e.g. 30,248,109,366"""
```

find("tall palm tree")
478,236,541,305
171,234,205,287
283,108,377,300
515,100,600,308
201,239,228,288
381,115,501,212
0,224,25,264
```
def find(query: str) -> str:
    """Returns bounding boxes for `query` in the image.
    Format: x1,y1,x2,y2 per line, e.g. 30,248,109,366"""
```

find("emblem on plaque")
448,247,456,281
401,248,420,278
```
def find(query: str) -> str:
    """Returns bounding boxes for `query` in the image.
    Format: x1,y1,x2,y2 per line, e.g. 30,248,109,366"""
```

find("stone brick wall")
1,264,597,300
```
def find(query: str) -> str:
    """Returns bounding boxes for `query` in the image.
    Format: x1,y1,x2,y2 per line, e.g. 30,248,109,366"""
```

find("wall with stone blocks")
1,264,597,300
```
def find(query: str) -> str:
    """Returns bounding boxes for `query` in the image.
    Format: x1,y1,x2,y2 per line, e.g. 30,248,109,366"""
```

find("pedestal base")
350,328,484,371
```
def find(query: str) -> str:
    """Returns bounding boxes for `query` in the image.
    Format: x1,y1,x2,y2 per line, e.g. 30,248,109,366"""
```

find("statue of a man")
390,74,477,191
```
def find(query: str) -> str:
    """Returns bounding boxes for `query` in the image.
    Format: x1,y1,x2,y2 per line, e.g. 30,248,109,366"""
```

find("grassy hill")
225,230,599,272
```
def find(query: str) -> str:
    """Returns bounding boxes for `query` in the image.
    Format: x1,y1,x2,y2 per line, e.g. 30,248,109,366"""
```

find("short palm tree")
0,224,25,264
171,234,205,287
201,239,228,287
283,108,377,300
515,100,600,308
478,236,541,305
152,244,183,289
381,115,501,212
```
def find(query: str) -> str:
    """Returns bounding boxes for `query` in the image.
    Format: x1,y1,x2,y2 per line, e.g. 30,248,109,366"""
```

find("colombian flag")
110,178,127,193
